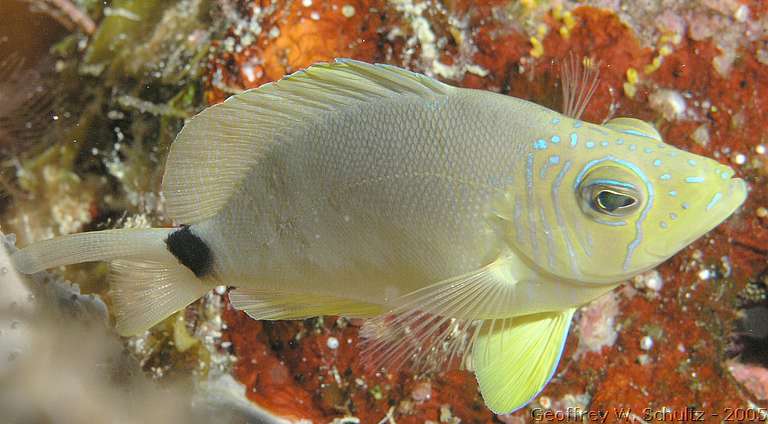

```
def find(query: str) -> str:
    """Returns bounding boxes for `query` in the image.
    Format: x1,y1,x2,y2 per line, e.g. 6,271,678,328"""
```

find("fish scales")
198,92,531,303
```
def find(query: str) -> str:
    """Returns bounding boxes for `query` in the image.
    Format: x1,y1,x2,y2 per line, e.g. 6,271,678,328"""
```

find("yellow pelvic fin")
472,308,576,414
229,288,384,320
162,59,452,224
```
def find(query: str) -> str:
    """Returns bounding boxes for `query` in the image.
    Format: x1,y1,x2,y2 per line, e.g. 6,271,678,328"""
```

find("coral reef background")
1,0,768,422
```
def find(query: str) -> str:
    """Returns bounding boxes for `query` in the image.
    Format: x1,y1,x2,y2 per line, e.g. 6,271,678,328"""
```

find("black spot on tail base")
165,225,212,278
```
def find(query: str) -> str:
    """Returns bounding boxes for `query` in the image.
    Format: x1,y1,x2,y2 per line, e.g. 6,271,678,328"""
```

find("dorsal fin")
162,59,453,224
560,54,600,120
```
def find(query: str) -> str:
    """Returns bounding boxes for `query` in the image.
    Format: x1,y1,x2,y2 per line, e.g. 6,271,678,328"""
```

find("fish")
10,58,747,413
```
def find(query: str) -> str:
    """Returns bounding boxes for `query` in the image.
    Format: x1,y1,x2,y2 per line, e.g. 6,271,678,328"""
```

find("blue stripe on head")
706,192,723,210
621,128,661,141
587,178,637,191
594,218,628,226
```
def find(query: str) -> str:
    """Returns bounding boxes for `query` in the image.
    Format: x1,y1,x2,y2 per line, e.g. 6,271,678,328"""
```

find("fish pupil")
165,225,212,278
596,190,635,213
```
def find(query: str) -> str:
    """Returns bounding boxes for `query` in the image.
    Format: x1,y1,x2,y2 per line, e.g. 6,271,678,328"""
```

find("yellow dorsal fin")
604,117,662,142
472,308,576,413
162,59,452,224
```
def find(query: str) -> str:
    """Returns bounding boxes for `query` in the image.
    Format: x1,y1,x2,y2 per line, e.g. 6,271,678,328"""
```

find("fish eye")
592,189,638,215
576,164,645,219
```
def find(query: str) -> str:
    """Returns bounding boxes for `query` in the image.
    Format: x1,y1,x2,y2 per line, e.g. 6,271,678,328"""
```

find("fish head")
568,117,746,282
501,116,746,285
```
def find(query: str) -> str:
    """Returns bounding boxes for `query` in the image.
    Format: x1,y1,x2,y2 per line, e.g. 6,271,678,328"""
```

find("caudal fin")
11,228,172,274
11,228,209,336
110,258,208,335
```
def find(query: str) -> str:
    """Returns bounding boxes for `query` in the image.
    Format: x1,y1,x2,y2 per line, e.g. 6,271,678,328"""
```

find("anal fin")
472,308,576,413
229,288,384,320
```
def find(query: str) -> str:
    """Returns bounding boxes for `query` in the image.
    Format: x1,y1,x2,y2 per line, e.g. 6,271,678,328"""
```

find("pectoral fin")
360,255,521,372
472,308,576,414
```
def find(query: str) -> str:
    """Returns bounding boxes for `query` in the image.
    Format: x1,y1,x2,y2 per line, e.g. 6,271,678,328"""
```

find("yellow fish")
11,59,746,413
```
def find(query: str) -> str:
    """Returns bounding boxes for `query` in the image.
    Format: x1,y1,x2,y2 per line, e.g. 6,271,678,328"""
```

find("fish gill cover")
0,0,767,423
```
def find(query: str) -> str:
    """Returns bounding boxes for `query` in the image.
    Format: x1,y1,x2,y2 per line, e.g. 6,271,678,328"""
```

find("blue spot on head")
660,174,671,181
570,133,578,147
534,139,548,150
574,120,583,128
669,212,678,220
653,159,662,167
668,190,677,197
616,139,625,145
601,141,609,147
586,141,595,149
685,176,705,183
681,202,690,210
660,221,668,229
551,135,561,144
720,172,730,180
629,144,637,151
687,159,697,166
644,147,653,153
551,117,560,125
549,155,560,165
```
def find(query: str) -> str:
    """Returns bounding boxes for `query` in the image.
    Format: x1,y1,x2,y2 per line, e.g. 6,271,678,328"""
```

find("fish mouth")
645,176,747,259
720,177,748,216
690,176,747,233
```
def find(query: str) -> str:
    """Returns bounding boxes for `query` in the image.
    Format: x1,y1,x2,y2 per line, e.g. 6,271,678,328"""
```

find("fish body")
11,60,747,413
195,89,612,317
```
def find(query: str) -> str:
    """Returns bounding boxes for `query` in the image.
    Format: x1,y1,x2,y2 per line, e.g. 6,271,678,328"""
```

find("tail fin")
11,228,173,273
11,228,209,336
